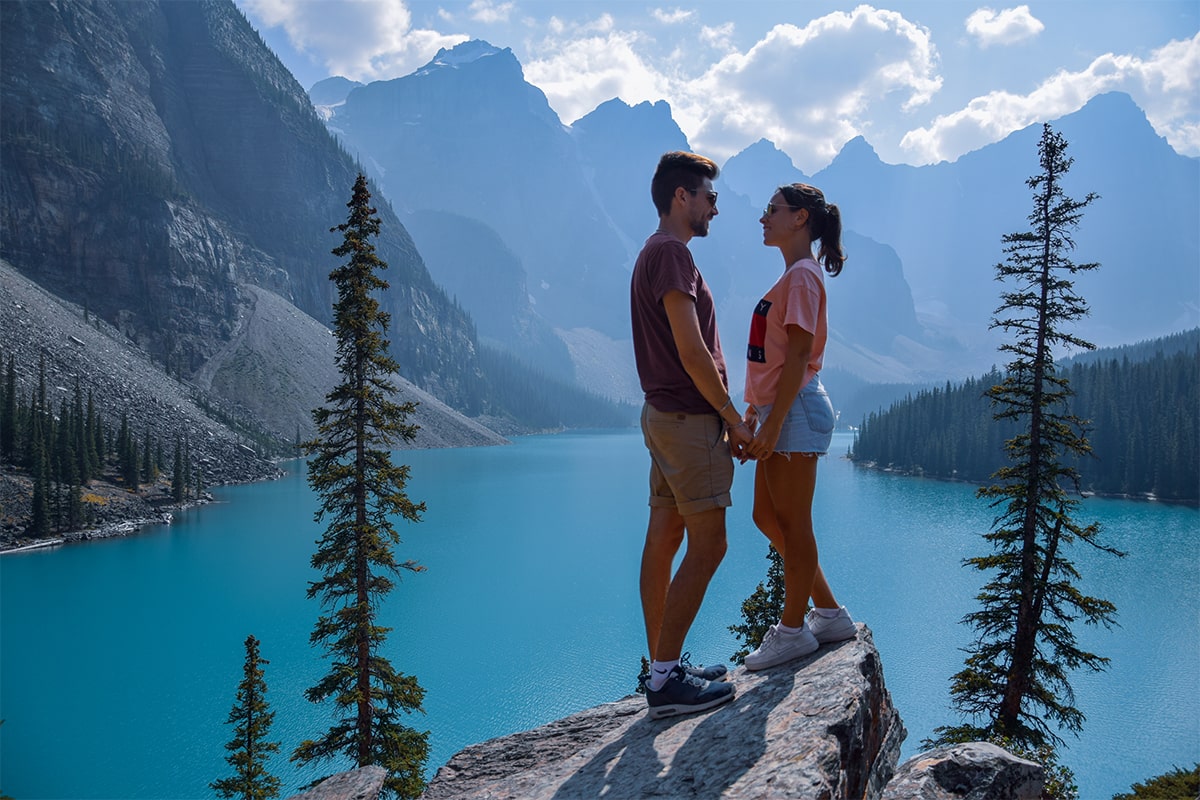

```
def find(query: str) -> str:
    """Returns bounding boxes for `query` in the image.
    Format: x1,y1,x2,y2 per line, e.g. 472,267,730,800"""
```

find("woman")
742,182,857,670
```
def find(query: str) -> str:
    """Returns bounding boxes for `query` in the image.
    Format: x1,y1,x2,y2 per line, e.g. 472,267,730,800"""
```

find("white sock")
777,622,804,635
813,606,843,618
648,659,679,691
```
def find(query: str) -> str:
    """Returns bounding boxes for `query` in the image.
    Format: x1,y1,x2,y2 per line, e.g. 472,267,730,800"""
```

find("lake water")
1,430,1197,799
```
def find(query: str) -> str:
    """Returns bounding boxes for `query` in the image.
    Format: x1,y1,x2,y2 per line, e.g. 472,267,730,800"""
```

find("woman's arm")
746,323,813,459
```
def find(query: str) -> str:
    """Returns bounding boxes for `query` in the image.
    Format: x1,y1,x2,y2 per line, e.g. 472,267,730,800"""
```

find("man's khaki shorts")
641,403,734,517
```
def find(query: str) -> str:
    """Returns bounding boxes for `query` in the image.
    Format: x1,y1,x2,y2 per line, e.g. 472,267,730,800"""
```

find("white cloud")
679,7,943,170
965,5,1044,48
901,32,1200,163
700,22,736,53
240,0,465,81
469,0,513,25
524,29,672,125
583,13,616,34
651,8,693,25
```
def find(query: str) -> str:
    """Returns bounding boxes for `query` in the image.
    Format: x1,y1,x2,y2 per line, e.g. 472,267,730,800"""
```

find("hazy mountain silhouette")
399,209,575,381
326,42,629,342
318,40,1195,393
814,92,1200,350
308,76,363,107
0,2,631,444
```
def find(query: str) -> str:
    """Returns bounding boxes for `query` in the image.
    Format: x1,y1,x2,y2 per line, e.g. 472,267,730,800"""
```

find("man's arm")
662,290,752,452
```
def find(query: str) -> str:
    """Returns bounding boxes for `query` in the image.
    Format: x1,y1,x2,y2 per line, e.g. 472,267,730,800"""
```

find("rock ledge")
423,624,905,799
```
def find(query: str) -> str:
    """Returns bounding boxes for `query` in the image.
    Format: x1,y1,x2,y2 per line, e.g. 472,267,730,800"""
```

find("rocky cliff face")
412,626,1046,800
277,629,1044,800
0,0,483,415
423,625,906,799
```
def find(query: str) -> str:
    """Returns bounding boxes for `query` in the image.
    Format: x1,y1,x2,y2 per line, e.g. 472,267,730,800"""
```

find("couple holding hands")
632,151,857,719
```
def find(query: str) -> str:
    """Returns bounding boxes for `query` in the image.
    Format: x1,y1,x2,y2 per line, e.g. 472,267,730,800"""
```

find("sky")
234,0,1200,173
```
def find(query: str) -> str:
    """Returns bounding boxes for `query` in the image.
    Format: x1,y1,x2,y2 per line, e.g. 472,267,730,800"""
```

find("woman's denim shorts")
753,375,836,455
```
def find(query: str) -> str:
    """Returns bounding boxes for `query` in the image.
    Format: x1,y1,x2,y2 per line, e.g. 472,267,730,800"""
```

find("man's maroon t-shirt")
630,231,727,414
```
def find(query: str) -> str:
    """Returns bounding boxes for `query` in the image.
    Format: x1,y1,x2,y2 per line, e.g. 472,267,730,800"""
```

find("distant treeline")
850,329,1199,502
1,355,203,537
478,345,638,430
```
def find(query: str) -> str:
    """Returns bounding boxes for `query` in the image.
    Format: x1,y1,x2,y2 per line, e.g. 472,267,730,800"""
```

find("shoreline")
0,467,291,555
0,507,197,556
1,442,519,555
848,459,1199,507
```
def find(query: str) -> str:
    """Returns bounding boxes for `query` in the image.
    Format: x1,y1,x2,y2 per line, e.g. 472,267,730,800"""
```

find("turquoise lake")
1,430,1197,798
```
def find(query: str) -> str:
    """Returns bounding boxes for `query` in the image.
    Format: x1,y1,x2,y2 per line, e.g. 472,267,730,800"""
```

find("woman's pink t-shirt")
743,258,826,406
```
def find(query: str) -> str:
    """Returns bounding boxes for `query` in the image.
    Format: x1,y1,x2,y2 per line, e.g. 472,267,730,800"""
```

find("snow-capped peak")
415,40,505,76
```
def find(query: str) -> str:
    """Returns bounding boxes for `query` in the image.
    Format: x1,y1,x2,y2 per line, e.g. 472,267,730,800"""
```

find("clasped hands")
728,407,778,463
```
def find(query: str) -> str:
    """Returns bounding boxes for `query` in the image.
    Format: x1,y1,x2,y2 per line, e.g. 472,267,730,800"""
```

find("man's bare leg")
640,506,685,660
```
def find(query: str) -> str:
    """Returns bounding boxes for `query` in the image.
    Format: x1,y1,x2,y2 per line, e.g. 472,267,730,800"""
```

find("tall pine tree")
291,174,429,798
211,634,280,800
2,355,17,464
932,124,1123,751
28,436,50,537
172,436,186,503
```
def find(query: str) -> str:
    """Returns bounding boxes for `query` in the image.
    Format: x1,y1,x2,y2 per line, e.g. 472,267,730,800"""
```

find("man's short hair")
650,151,719,217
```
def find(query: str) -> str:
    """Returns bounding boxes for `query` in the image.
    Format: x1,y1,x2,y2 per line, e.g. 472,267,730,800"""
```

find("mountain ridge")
319,38,1196,394
1,0,489,420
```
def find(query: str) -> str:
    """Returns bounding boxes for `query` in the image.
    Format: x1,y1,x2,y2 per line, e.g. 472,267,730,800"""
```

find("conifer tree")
183,434,192,497
116,412,136,490
56,402,82,531
729,545,786,664
1,355,16,464
211,635,281,800
291,174,429,798
73,380,92,483
36,351,46,412
142,429,155,483
125,432,140,492
92,406,106,475
172,437,186,503
932,124,1123,751
20,387,38,469
28,438,50,538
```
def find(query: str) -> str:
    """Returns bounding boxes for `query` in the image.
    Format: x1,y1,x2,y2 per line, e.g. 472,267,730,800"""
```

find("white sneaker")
744,624,819,671
805,607,857,644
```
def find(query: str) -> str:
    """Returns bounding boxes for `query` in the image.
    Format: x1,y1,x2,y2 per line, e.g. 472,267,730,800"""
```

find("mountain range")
0,1,490,421
2,1,1196,454
317,41,1199,402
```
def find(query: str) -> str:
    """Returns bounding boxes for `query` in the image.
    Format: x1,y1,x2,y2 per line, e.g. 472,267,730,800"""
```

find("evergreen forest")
478,345,637,431
0,353,205,537
850,329,1198,503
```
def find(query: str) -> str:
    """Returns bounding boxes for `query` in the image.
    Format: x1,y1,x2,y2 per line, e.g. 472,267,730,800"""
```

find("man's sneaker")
806,607,857,644
680,651,728,682
644,665,735,719
744,624,818,670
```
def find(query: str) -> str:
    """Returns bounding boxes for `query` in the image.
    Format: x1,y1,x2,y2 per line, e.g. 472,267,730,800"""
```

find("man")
631,151,753,719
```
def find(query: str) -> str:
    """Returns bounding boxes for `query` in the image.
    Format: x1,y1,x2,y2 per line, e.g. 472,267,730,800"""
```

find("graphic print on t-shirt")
747,298,771,363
